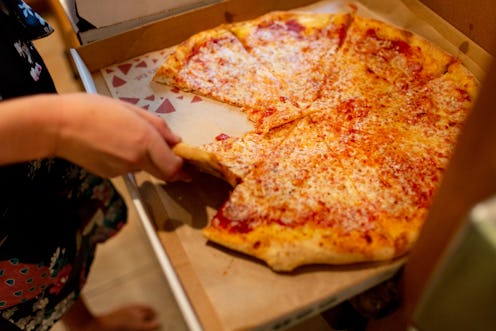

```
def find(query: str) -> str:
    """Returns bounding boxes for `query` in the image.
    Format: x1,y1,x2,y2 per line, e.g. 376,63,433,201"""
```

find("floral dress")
0,1,128,330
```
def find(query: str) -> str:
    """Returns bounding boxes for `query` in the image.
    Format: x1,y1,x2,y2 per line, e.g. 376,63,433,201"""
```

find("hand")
53,93,188,182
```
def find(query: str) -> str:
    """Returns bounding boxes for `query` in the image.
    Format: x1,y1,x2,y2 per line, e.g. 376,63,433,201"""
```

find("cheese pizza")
153,11,478,271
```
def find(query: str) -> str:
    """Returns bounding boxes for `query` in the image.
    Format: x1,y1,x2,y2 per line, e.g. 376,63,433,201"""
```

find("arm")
0,93,187,182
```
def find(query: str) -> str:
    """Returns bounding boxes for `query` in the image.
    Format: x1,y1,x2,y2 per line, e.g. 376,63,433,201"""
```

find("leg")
61,296,161,331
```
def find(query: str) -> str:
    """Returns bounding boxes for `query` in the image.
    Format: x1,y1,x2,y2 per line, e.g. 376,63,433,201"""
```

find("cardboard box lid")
69,0,222,44
76,0,218,27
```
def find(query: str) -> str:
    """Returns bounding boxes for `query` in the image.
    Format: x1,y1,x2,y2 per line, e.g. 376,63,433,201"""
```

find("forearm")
0,92,186,181
0,94,61,165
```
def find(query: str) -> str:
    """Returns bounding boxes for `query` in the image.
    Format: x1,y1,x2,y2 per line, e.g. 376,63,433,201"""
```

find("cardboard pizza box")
55,0,220,44
67,0,495,330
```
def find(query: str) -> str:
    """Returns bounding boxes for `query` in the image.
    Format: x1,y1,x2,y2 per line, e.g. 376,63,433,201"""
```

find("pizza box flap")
70,0,493,330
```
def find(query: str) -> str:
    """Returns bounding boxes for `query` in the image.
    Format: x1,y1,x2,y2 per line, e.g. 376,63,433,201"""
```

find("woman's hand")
54,93,188,181
0,93,188,182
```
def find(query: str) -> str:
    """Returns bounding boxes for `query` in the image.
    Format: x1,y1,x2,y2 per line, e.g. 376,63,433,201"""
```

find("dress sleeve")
2,0,53,40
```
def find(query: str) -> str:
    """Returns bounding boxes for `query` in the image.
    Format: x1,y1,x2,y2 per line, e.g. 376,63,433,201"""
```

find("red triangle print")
171,87,180,93
112,76,127,88
142,104,150,110
118,63,133,75
177,95,184,100
105,68,113,74
156,99,176,113
119,97,140,104
191,96,203,103
145,95,155,101
136,61,147,68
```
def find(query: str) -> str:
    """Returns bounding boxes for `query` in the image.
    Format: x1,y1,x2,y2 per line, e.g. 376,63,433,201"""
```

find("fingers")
144,131,192,182
124,103,182,145
98,96,190,181
131,106,191,182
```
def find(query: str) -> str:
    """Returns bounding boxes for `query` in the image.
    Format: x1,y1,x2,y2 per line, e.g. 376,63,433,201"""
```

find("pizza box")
55,0,221,44
68,0,493,330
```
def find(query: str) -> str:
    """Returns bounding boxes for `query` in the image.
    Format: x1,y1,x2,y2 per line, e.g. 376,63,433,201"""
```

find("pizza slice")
153,26,298,132
310,57,401,132
199,120,297,181
311,16,477,141
341,15,455,89
172,120,297,186
227,11,351,110
311,110,443,253
398,60,478,146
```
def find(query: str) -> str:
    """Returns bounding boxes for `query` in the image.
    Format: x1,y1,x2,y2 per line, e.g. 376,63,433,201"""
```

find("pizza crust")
173,142,239,186
203,222,403,271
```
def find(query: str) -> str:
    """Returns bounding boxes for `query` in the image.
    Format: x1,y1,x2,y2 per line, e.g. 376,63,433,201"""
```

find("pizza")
153,11,478,271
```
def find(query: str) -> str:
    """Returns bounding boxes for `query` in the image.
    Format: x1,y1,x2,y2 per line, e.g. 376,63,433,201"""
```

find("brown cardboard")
76,0,213,28
71,0,495,329
420,0,496,56
74,0,221,44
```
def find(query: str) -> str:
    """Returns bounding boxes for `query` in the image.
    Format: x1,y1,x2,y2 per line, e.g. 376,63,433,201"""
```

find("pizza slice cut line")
226,11,353,110
153,25,305,134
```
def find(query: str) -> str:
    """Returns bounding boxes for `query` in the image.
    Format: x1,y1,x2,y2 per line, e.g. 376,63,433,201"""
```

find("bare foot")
64,304,161,331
